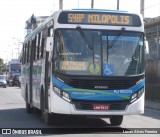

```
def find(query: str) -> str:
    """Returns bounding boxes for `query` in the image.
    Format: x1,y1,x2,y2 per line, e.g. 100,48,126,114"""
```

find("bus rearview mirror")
145,40,149,54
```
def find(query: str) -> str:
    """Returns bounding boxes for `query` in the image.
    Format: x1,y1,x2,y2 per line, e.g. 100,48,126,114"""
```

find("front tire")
40,93,53,125
26,88,33,113
110,115,123,126
26,103,33,113
44,110,53,125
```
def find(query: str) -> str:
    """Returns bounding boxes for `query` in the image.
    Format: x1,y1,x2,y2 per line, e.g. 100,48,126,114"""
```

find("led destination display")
58,11,142,26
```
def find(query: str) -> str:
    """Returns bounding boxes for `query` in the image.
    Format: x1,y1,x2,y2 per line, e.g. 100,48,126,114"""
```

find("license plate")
93,104,110,110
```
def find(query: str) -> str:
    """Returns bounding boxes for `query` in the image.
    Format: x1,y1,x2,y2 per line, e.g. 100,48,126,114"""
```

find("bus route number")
68,13,84,23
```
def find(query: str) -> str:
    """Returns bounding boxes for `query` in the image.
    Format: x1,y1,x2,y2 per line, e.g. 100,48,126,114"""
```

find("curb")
145,100,160,111
145,106,160,111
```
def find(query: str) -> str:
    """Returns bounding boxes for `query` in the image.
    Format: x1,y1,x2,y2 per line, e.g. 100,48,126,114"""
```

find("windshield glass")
53,29,144,76
11,64,21,73
0,76,5,80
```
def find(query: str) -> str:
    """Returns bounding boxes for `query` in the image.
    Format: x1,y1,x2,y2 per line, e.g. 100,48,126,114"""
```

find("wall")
145,23,160,102
145,59,160,101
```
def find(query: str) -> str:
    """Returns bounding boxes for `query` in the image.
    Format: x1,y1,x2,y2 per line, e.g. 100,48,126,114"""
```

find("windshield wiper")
109,27,126,49
76,26,93,50
76,26,97,70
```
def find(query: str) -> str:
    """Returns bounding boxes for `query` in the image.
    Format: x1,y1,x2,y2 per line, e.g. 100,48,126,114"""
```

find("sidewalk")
145,100,160,111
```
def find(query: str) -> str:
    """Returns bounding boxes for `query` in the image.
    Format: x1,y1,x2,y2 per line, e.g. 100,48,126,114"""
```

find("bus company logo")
2,129,11,134
95,86,108,89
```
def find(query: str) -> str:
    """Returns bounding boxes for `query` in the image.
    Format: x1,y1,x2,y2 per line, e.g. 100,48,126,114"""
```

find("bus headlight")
53,86,71,102
131,93,137,103
53,86,62,95
62,91,70,102
130,88,144,103
138,88,144,98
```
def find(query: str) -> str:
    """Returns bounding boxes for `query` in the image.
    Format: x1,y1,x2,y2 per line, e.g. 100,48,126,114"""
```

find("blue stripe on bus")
52,75,144,101
52,76,65,88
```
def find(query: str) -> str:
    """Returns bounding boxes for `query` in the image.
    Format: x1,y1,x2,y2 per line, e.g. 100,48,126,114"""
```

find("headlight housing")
53,87,62,95
130,88,144,103
138,88,144,98
53,86,71,102
62,91,70,102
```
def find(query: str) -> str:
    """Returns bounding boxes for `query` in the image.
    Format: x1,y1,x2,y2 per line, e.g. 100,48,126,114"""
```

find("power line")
145,2,160,9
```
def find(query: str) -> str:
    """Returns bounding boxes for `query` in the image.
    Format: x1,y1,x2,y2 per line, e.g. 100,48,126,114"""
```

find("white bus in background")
6,59,21,85
21,9,145,126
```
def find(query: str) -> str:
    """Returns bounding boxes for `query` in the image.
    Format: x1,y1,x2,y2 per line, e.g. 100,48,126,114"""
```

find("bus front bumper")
49,93,144,116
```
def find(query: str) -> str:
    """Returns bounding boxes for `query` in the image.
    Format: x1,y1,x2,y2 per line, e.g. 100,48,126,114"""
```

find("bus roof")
8,59,20,64
24,9,142,43
71,8,128,13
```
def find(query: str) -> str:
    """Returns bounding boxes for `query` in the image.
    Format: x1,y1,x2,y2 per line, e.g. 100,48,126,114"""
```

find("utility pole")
140,0,144,18
78,0,79,8
91,0,94,9
59,0,63,10
117,0,119,10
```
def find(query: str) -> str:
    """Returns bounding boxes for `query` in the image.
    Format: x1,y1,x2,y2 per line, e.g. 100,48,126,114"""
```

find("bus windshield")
53,29,144,76
11,64,21,74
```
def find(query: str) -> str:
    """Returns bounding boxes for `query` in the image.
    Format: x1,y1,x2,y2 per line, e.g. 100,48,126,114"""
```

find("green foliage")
0,58,4,74
0,58,4,66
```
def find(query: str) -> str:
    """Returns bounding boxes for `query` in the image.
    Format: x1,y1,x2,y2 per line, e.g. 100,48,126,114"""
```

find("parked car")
9,75,20,87
0,75,7,88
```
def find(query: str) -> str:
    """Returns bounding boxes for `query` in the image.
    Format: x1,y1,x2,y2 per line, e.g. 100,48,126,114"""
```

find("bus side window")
26,43,29,63
36,33,41,60
25,43,28,64
39,32,43,59
35,34,38,60
40,33,45,59
32,37,36,61
22,45,25,65
28,41,32,63
39,29,47,58
24,43,26,64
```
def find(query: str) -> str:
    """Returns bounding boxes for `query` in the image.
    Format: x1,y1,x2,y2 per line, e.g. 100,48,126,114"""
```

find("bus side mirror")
46,37,53,52
46,37,54,62
145,40,149,54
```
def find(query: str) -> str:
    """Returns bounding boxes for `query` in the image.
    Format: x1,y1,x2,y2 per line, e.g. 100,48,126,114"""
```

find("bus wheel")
26,103,33,113
26,90,33,113
44,110,53,125
40,92,45,120
110,115,123,126
40,95,53,125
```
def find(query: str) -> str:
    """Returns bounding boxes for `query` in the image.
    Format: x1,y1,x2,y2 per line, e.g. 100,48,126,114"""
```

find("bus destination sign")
58,11,141,26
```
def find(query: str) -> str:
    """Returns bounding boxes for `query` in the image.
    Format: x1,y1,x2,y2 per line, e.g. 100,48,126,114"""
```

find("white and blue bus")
21,9,145,125
6,59,21,85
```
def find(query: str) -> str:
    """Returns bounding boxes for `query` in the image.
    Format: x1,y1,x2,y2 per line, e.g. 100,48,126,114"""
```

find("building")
145,17,160,101
25,14,48,37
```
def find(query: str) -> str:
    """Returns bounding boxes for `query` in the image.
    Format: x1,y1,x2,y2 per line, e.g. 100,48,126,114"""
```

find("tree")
0,58,4,66
0,58,4,74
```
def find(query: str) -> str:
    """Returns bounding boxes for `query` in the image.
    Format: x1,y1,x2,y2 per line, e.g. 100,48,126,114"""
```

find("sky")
0,0,159,63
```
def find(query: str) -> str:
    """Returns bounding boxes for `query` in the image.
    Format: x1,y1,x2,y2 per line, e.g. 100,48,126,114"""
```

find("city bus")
21,9,145,126
6,59,21,85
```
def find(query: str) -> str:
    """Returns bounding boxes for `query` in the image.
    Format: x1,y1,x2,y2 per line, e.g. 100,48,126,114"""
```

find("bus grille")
68,78,139,90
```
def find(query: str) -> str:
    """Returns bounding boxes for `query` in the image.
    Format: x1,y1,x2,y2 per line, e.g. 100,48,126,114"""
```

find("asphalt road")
0,87,159,137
